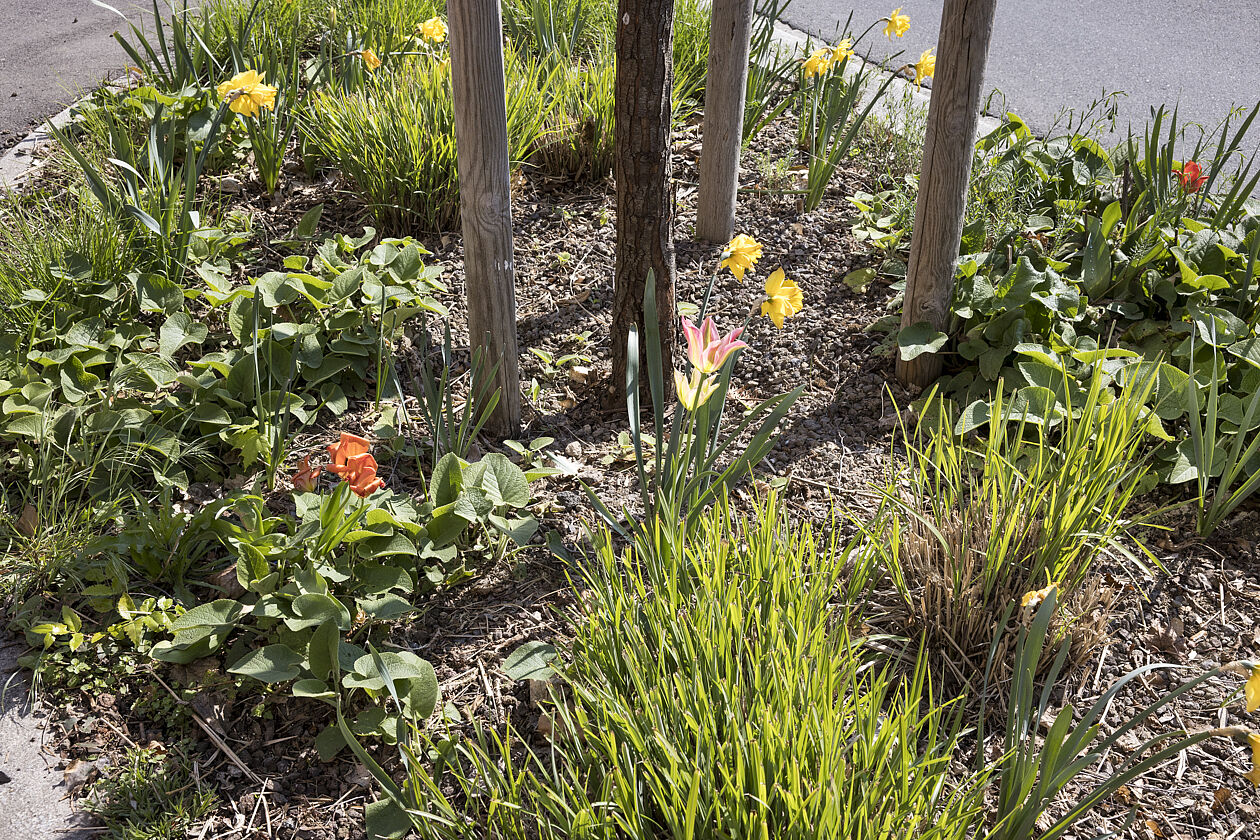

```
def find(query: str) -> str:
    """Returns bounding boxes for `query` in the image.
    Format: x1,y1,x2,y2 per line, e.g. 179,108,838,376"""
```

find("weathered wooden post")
448,0,521,434
695,0,754,242
610,0,678,400
897,0,998,387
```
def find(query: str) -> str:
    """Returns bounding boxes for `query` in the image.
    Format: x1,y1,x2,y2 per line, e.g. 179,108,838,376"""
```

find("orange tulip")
292,454,322,492
326,434,384,497
327,433,371,476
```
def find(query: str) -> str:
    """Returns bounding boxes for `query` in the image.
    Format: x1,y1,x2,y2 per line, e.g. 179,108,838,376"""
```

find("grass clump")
881,367,1155,681
85,746,218,840
351,498,990,839
304,52,552,232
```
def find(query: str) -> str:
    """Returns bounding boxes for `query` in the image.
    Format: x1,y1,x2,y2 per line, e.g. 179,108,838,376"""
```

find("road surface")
783,0,1260,139
0,0,145,152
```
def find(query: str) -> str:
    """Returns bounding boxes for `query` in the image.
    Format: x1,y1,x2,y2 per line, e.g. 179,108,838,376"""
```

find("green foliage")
85,745,219,840
0,230,444,484
339,497,990,840
303,51,552,232
881,366,1156,673
797,30,900,211
900,102,1260,512
980,591,1219,840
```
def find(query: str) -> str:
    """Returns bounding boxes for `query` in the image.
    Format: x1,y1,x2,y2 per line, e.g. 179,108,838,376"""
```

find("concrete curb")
0,99,82,194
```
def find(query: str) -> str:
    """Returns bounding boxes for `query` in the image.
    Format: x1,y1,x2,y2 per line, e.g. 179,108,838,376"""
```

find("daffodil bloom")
420,16,447,43
674,369,719,412
1247,732,1260,788
720,234,763,282
913,48,936,87
1020,584,1056,609
1247,661,1260,713
292,454,321,492
216,69,277,118
361,48,382,71
761,268,803,328
682,316,747,374
884,7,910,39
803,48,831,78
832,38,855,64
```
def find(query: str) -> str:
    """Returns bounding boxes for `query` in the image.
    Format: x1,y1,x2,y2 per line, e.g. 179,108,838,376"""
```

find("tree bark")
611,0,677,404
896,0,998,387
696,0,754,243
449,0,521,435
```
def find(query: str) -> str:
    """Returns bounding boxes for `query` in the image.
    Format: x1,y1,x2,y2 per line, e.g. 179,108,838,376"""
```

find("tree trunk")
696,0,754,243
896,0,998,387
449,0,521,434
611,0,677,404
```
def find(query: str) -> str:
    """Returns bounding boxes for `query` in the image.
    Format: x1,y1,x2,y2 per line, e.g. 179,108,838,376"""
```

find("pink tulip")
682,316,747,374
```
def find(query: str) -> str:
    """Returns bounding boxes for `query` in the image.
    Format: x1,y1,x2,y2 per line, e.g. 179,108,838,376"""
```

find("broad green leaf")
228,644,304,683
285,593,352,631
159,312,208,358
502,640,558,682
897,322,948,362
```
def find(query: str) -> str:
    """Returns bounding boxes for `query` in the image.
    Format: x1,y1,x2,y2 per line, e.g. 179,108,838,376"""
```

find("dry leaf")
16,504,37,537
1212,786,1231,811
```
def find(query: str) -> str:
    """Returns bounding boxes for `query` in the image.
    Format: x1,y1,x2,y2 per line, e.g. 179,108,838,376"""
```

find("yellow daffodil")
420,16,447,43
1247,732,1260,788
804,40,855,79
216,69,277,118
884,7,910,39
720,234,763,282
674,369,718,412
1020,584,1057,609
760,268,803,328
913,48,936,87
361,48,382,71
1247,662,1260,713
803,47,832,79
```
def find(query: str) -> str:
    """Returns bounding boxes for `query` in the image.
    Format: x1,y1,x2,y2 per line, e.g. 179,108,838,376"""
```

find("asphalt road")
783,0,1260,139
3,1,1259,151
0,0,146,152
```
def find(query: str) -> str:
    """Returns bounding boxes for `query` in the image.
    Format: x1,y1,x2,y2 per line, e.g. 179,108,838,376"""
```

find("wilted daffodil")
913,48,936,87
674,369,719,412
761,269,803,328
1248,732,1260,788
360,48,382,72
292,454,321,492
884,7,910,39
1021,584,1057,609
419,16,448,43
682,316,747,374
216,69,277,117
720,234,763,282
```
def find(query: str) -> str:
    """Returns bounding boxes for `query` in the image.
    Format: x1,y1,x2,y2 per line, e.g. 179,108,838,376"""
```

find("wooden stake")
696,0,754,243
896,0,998,387
449,0,520,434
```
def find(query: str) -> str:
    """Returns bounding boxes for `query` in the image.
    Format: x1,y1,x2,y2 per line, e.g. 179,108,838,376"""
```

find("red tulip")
1175,160,1207,194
